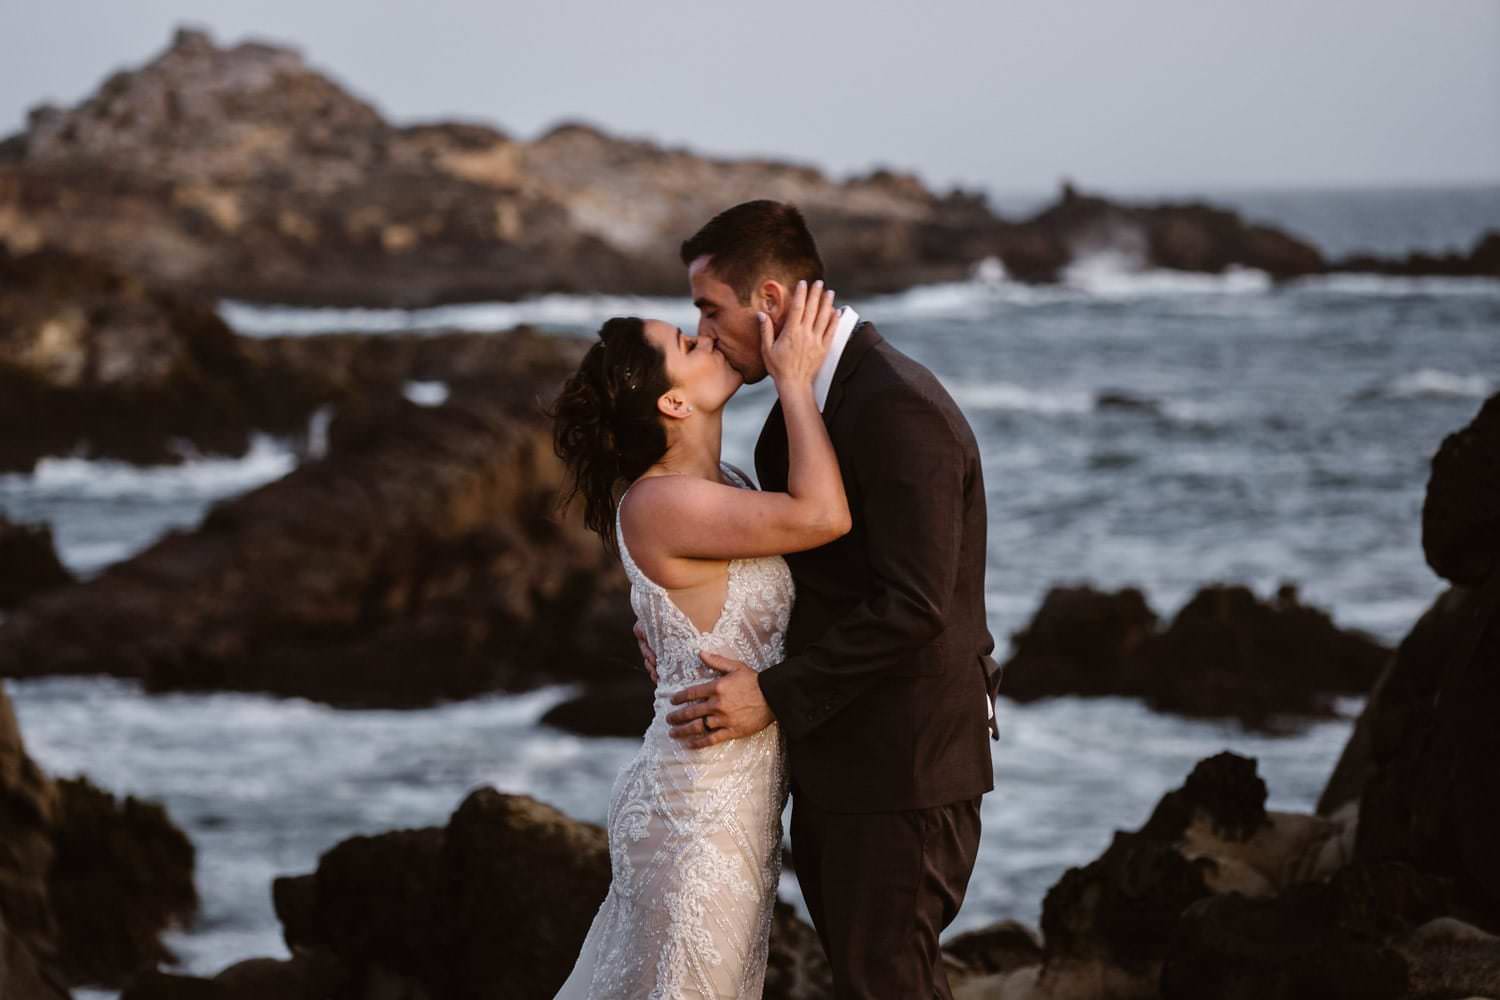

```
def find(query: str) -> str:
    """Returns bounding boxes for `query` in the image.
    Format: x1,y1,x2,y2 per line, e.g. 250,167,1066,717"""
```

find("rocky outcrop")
0,517,73,608
0,371,638,704
948,752,1500,999
121,788,832,1000
998,582,1390,730
1320,392,1500,933
0,682,197,997
0,245,331,472
5,27,1483,310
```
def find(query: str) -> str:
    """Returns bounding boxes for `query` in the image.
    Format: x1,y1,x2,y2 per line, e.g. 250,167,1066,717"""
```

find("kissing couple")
550,199,1002,999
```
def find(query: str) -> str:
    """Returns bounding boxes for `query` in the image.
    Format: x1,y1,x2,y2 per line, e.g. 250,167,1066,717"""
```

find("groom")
642,199,1001,998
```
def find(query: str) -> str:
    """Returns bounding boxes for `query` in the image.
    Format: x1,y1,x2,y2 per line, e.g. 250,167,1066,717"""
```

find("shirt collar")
813,305,859,413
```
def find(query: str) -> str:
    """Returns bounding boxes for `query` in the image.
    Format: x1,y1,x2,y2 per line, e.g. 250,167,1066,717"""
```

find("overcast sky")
2,0,1496,196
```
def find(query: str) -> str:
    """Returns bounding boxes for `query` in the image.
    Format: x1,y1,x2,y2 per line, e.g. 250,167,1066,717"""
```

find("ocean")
5,185,1498,994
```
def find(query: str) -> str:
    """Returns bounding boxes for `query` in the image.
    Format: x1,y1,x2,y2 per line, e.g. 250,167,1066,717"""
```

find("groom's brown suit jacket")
755,320,1001,814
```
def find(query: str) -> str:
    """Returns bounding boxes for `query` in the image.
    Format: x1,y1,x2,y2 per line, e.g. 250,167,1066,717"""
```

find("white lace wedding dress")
554,463,793,1000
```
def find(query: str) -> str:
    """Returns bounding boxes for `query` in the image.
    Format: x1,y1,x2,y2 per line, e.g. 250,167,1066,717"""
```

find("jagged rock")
954,755,1398,995
47,776,199,988
1,682,195,995
124,789,829,999
1000,582,1390,729
0,363,638,703
0,517,73,608
0,683,68,1000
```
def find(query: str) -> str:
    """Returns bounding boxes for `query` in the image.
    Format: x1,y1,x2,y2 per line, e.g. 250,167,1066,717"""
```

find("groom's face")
687,255,771,384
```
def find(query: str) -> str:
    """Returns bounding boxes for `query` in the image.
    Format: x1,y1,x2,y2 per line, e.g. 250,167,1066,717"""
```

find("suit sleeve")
757,389,966,741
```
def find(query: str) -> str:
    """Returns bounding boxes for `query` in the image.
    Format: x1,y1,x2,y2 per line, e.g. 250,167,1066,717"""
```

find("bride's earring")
684,405,694,414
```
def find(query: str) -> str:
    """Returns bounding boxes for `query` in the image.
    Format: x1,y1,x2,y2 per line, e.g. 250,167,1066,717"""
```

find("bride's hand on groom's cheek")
666,652,775,749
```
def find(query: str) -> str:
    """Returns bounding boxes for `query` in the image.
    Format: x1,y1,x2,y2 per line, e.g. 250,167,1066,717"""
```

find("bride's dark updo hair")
550,317,672,551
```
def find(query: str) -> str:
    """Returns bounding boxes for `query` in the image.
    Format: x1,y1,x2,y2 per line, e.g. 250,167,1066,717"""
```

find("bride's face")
642,319,743,414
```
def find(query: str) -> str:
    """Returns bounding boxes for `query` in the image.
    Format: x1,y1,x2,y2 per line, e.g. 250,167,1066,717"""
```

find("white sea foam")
1062,252,1273,297
1293,273,1500,297
220,294,698,337
402,380,450,406
0,434,297,501
948,381,1096,415
1375,368,1493,400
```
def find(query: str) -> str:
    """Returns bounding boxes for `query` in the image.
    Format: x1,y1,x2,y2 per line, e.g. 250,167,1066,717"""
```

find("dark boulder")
996,584,1158,702
1127,582,1390,728
1001,581,1390,729
541,676,655,738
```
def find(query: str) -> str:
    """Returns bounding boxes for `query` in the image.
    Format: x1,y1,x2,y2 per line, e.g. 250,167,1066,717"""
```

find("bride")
549,279,848,998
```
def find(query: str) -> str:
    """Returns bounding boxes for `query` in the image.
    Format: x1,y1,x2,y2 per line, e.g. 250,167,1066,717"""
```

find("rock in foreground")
121,788,832,1000
0,681,197,997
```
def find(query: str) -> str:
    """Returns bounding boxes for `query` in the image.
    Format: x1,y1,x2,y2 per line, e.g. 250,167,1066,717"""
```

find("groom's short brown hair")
679,200,825,305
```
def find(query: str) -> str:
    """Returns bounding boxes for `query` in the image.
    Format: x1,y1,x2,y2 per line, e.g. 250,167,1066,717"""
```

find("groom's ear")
758,279,787,324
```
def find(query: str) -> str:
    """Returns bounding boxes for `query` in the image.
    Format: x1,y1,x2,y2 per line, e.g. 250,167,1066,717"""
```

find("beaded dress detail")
554,463,793,1000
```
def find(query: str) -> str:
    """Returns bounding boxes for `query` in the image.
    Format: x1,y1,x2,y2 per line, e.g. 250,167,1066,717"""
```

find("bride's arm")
627,279,850,561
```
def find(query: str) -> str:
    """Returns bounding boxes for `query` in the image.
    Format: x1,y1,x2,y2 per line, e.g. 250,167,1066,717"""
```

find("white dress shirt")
805,305,996,724
813,305,859,412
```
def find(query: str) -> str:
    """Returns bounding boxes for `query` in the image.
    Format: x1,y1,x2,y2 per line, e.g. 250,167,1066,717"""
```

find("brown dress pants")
789,794,983,999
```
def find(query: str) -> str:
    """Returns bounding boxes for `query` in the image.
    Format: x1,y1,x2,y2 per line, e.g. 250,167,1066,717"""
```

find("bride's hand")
761,279,839,387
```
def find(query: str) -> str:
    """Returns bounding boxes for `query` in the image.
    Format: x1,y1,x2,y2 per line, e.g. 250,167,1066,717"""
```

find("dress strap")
720,461,757,490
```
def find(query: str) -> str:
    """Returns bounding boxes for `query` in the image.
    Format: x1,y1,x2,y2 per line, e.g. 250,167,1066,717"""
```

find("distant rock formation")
997,581,1390,729
0,682,197,998
4,27,1486,309
119,789,833,1000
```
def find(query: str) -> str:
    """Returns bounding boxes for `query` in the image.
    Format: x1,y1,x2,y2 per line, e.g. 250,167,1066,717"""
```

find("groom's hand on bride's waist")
666,653,775,749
